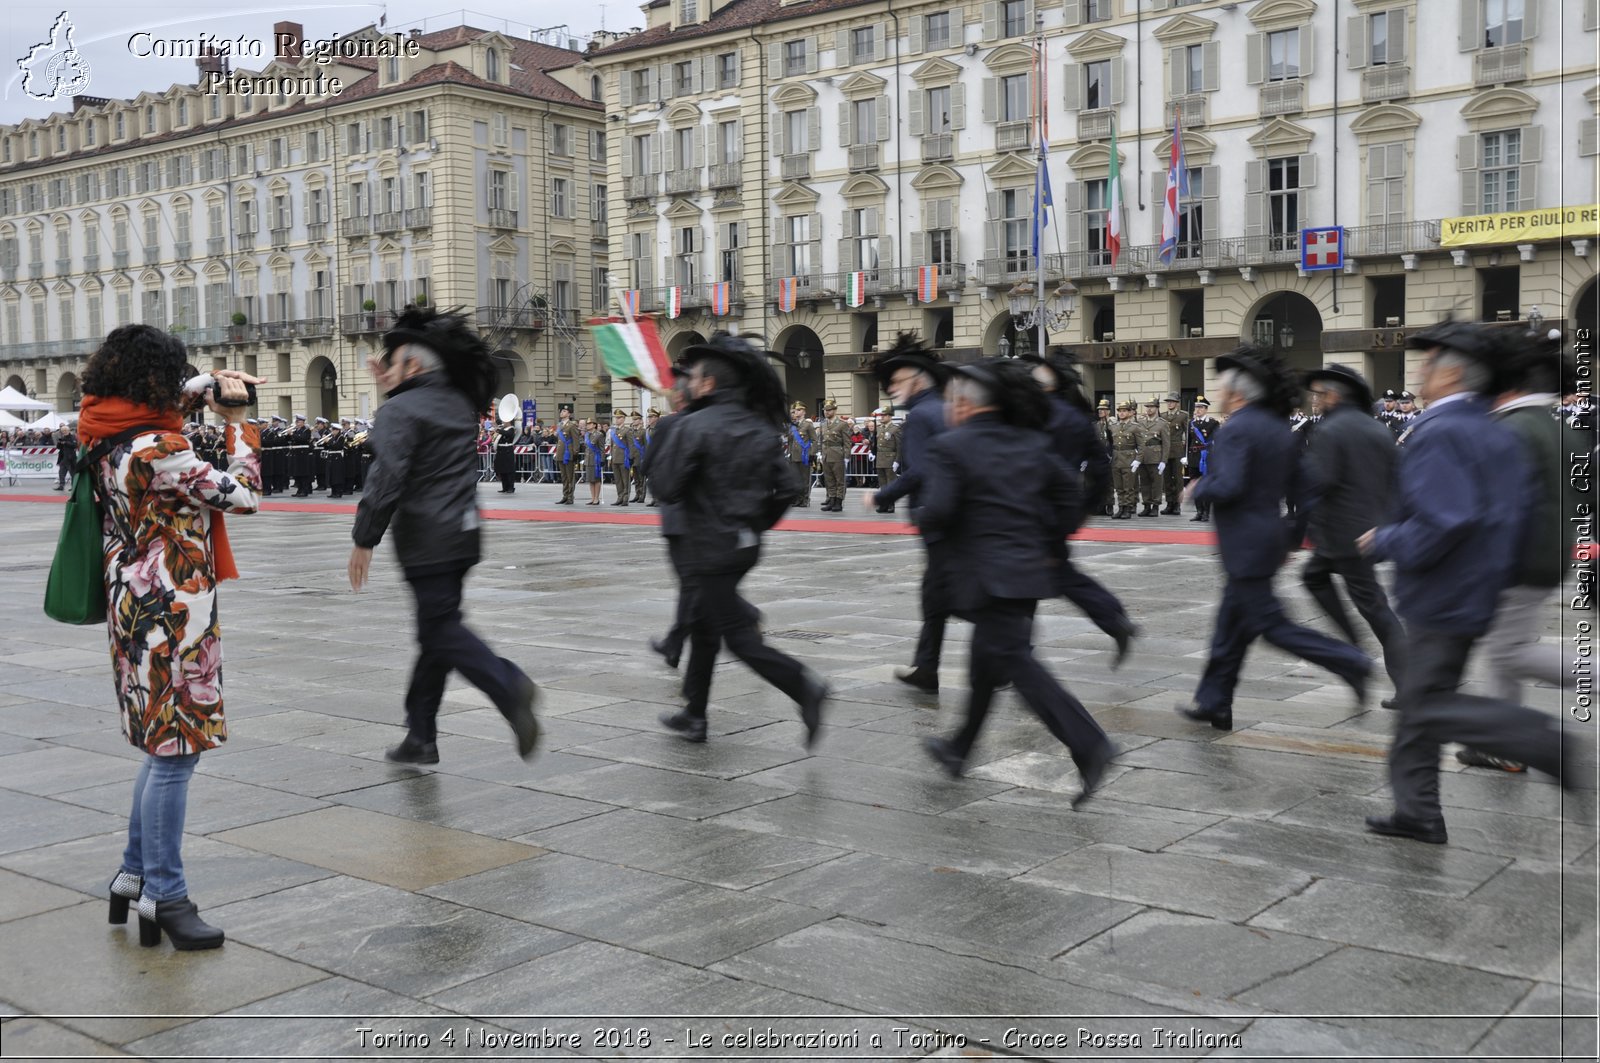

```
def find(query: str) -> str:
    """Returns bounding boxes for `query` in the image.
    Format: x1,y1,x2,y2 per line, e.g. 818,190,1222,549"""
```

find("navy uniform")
552,412,583,504
492,419,517,493
1107,400,1141,519
289,415,314,496
785,402,817,507
607,410,634,505
1178,347,1371,730
1186,398,1218,522
1159,392,1190,514
1134,399,1169,517
817,402,853,512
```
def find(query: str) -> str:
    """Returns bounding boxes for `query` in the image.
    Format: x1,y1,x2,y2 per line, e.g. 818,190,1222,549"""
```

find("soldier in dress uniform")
629,410,649,502
325,418,350,498
785,401,817,507
583,418,606,505
818,400,853,512
1375,388,1399,422
1393,391,1419,437
1096,399,1115,516
1134,398,1169,517
290,414,314,496
1108,400,1141,519
1187,396,1219,522
644,408,662,506
1159,391,1190,515
260,415,284,495
492,414,518,494
552,406,583,504
873,407,900,513
607,408,634,505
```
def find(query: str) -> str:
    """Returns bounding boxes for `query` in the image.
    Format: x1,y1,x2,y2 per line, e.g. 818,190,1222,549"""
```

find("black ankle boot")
138,896,224,950
108,871,141,925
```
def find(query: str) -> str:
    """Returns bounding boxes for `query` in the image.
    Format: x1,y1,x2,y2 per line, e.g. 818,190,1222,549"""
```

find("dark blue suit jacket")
917,414,1078,612
1046,397,1110,533
873,386,944,512
1369,395,1528,636
1190,402,1311,579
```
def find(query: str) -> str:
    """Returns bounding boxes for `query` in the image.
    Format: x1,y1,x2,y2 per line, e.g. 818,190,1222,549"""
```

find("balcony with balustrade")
207,237,226,256
848,145,880,173
112,251,129,269
373,212,404,234
405,207,432,229
305,223,328,242
641,283,716,313
625,175,659,200
256,318,335,343
0,337,97,362
1344,219,1441,257
174,241,191,260
976,254,1060,289
1474,44,1526,86
55,258,71,275
1361,65,1410,102
178,325,234,348
1076,110,1113,141
996,121,1031,153
708,162,741,189
780,155,811,180
877,264,969,301
82,254,99,272
270,228,292,248
1166,94,1207,129
143,246,161,266
1258,80,1304,116
486,208,519,230
338,217,371,238
766,271,824,303
921,134,954,163
473,306,547,331
340,309,399,334
236,232,257,251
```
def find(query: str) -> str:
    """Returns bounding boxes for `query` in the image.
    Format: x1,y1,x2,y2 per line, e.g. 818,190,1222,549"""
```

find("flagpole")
1034,11,1048,360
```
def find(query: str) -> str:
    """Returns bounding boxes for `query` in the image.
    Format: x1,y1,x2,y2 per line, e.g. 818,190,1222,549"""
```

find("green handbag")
43,427,160,625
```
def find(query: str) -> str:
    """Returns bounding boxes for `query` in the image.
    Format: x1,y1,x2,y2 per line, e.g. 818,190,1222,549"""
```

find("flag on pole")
666,285,683,319
1031,145,1053,261
777,277,797,313
588,316,672,392
621,289,640,317
845,271,868,308
710,281,730,315
1158,114,1190,265
1107,117,1124,269
916,265,939,303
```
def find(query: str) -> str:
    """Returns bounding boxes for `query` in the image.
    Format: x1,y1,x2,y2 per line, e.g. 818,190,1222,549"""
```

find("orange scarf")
78,395,240,581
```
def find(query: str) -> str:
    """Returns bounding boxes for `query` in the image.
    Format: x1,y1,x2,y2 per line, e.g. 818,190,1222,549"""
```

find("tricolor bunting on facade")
845,271,867,308
916,265,939,303
620,289,640,318
777,277,797,313
1158,113,1191,265
710,281,730,315
1108,117,1125,269
666,285,683,319
588,316,673,392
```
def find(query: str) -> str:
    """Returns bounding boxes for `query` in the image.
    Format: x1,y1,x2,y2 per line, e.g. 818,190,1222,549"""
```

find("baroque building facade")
592,0,1598,414
0,22,611,421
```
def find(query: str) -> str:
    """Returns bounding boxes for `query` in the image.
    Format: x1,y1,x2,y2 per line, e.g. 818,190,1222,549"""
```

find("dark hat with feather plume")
872,332,948,388
1215,343,1301,418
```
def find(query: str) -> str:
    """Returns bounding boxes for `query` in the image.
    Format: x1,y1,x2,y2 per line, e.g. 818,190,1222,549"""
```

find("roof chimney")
274,21,304,60
196,43,224,81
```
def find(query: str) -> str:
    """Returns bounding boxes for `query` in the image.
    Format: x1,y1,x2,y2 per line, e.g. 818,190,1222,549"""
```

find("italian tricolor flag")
1108,117,1124,269
588,316,673,392
846,271,867,308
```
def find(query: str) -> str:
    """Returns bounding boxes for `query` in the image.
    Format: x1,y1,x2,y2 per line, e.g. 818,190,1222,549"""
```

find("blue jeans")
120,753,200,903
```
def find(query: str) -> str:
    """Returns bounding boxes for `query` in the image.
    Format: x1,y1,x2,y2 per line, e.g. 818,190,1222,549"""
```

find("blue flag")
1031,151,1053,261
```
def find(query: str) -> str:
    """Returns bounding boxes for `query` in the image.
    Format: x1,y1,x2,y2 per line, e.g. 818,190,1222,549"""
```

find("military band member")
629,410,649,502
493,417,518,494
873,407,900,513
1134,398,1169,517
290,414,314,496
349,419,371,492
325,418,350,498
552,407,583,504
818,400,852,511
583,418,605,505
261,415,286,495
1188,396,1219,522
1108,400,1141,519
607,409,634,505
1159,392,1190,515
786,402,817,507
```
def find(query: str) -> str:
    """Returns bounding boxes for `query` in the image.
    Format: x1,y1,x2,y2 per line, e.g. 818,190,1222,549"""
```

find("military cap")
1382,389,1398,400
1404,320,1498,362
1165,392,1181,402
270,415,286,422
823,400,837,411
1143,397,1159,407
294,413,306,421
872,406,891,416
647,408,661,417
314,416,329,424
612,408,627,417
246,418,259,425
1097,399,1110,409
1194,395,1210,407
1399,391,1415,402
1303,364,1375,412
790,401,808,412
1116,399,1136,410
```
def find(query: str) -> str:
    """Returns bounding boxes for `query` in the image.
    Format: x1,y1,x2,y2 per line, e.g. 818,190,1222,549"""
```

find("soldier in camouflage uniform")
818,400,854,511
1159,391,1191,515
785,401,817,507
1108,399,1142,519
1135,398,1170,517
873,407,901,513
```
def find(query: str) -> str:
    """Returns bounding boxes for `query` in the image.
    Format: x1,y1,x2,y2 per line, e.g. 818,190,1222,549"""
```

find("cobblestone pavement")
0,484,1593,1061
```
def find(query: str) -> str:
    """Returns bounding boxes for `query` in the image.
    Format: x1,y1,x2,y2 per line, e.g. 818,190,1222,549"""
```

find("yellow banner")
1440,204,1600,247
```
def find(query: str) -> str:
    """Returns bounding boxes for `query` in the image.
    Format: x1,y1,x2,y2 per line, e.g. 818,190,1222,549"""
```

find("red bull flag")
588,315,673,392
621,289,640,317
845,271,868,308
666,285,683,319
710,282,731,316
777,277,798,313
916,265,939,303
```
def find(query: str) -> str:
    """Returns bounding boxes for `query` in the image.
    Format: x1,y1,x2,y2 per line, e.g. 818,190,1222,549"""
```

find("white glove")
1158,462,1167,474
1130,460,1141,471
1181,457,1188,466
892,462,900,473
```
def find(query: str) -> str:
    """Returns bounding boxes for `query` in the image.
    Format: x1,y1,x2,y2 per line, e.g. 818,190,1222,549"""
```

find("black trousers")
1389,627,1565,825
403,567,527,743
1194,575,1370,714
949,598,1111,771
494,448,516,492
1057,550,1132,639
1302,551,1406,688
912,539,952,673
681,547,810,718
659,537,695,660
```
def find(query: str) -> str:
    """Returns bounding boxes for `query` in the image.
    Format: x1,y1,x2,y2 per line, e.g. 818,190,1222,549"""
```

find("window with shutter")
1479,130,1521,214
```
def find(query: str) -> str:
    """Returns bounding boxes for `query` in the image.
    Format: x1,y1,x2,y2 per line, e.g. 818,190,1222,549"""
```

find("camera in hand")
183,374,257,408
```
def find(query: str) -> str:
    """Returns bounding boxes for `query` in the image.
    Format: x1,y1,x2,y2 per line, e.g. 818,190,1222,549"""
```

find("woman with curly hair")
79,324,265,950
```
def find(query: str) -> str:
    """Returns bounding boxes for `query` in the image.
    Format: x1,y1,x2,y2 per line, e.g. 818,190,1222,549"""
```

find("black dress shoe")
385,736,440,764
647,501,659,507
1190,514,1205,522
650,636,681,670
659,710,707,743
1110,621,1138,670
797,675,828,749
894,666,939,693
1344,665,1371,709
1365,813,1448,845
923,736,965,778
505,674,540,760
1175,703,1232,730
138,896,224,950
1380,697,1399,710
1073,742,1117,809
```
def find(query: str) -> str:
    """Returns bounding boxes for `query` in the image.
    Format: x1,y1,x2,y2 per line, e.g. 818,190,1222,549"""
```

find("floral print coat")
96,423,260,755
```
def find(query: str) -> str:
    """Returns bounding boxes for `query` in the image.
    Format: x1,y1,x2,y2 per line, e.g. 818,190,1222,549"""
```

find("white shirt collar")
1493,393,1558,416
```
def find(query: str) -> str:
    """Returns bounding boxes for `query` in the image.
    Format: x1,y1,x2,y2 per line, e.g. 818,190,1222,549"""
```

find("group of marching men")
249,414,372,498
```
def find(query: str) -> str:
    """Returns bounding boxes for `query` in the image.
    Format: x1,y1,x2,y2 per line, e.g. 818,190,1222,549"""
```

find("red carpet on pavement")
0,493,1215,545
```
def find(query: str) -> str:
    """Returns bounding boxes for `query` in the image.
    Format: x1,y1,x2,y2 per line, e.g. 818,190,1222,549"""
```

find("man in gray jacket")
1301,365,1405,700
348,308,539,765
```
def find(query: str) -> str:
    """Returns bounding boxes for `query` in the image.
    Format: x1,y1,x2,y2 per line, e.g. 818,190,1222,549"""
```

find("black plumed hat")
873,332,948,388
382,306,497,412
949,357,1050,430
1302,364,1375,412
1216,344,1301,418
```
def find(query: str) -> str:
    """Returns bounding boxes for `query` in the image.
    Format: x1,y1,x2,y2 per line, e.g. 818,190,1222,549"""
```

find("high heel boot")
108,871,142,925
138,895,225,950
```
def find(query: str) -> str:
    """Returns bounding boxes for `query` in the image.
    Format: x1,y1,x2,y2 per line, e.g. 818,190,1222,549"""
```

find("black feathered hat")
382,306,497,412
949,358,1050,431
873,332,948,388
1303,364,1375,412
1215,344,1301,418
679,332,789,427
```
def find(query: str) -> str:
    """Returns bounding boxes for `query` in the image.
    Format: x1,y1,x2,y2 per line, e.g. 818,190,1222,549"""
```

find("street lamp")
1280,322,1296,349
1004,280,1079,356
1527,305,1544,333
996,337,1011,359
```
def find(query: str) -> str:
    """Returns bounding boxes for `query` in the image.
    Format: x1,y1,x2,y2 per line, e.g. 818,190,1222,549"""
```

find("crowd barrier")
1,446,61,484
473,442,890,489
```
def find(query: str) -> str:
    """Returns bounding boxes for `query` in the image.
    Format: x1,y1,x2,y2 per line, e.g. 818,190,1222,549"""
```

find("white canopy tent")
0,386,51,411
29,412,79,431
0,410,28,428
